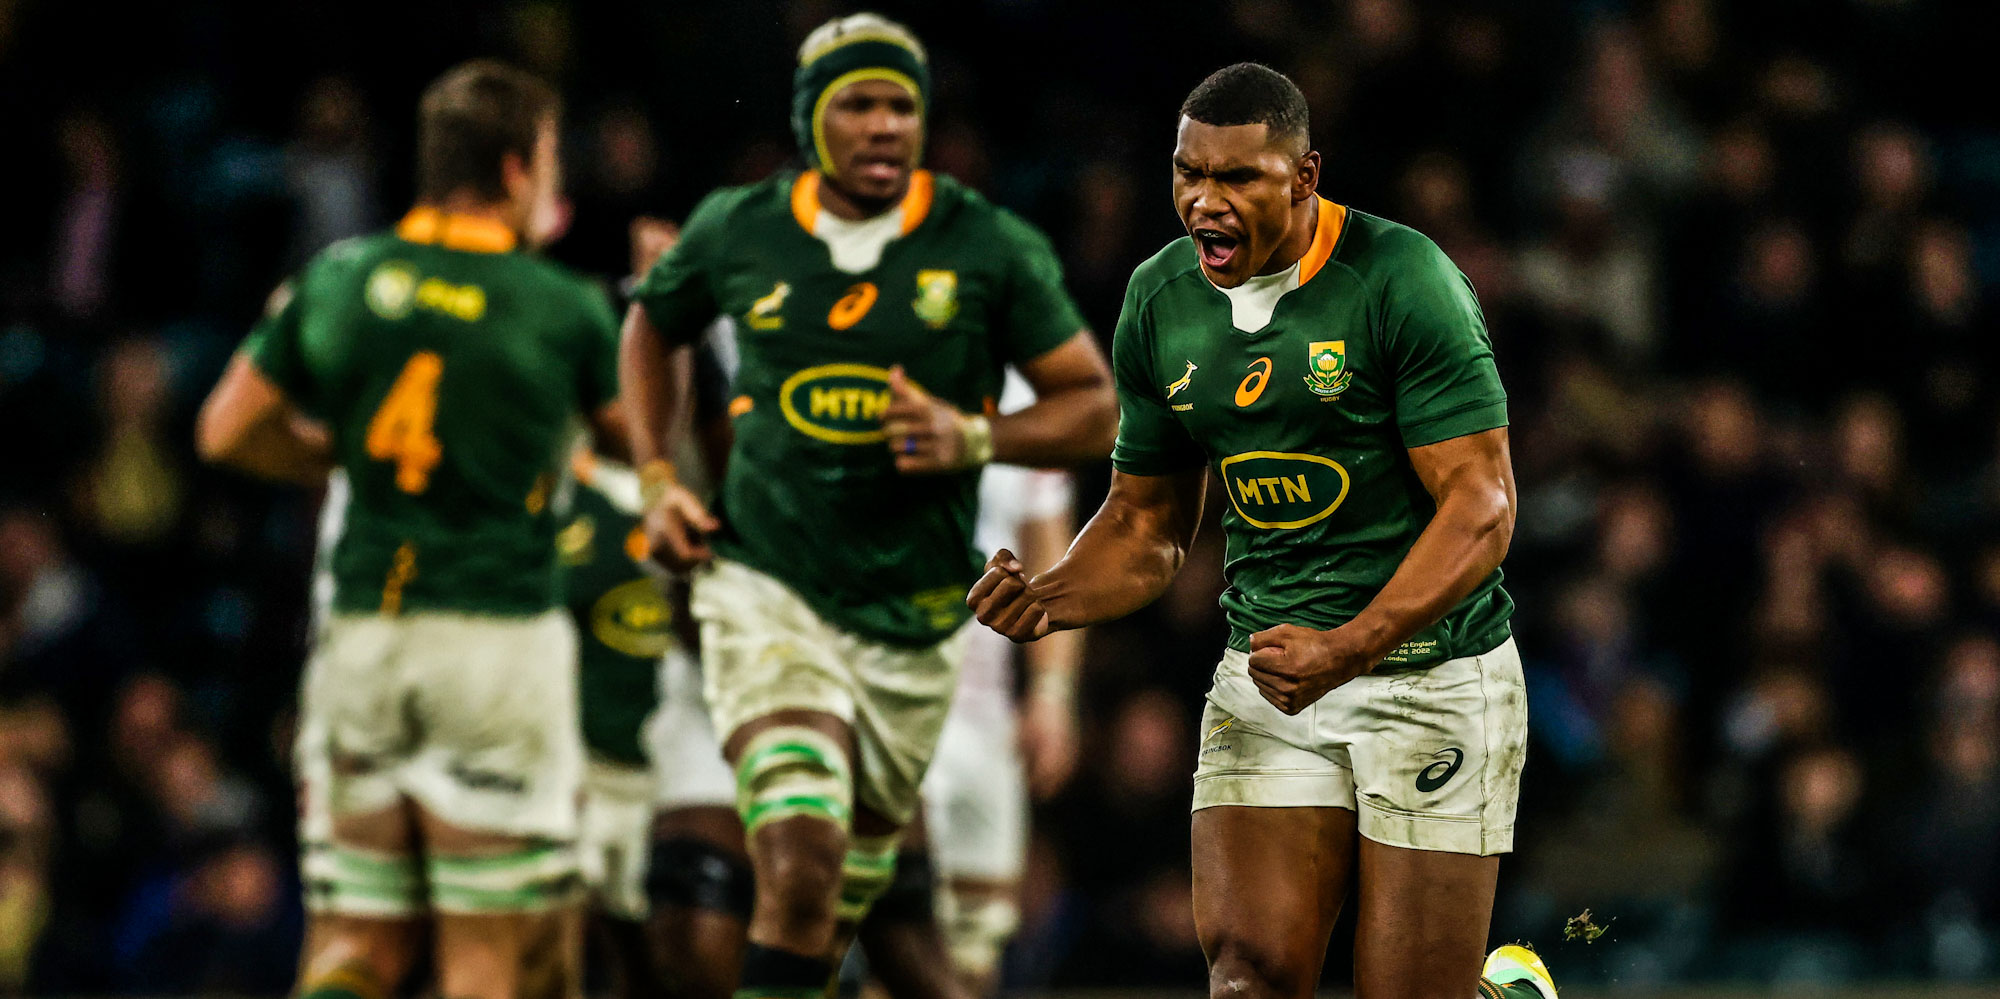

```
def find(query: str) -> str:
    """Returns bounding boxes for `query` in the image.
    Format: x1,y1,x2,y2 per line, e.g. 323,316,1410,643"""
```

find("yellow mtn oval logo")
777,363,927,445
590,578,672,658
1219,451,1351,529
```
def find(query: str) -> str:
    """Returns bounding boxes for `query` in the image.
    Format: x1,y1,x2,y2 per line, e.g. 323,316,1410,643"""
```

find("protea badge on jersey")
790,12,931,178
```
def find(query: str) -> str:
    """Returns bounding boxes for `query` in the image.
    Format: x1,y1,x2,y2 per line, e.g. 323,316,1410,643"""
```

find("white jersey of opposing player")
957,370,1075,712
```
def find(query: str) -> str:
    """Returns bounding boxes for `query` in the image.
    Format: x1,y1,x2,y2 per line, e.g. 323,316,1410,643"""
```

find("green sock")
299,988,370,999
1479,979,1548,999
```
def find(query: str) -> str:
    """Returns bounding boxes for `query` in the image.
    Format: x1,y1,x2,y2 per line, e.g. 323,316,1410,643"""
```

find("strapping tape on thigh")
835,832,900,923
301,841,423,917
427,841,580,914
734,727,852,836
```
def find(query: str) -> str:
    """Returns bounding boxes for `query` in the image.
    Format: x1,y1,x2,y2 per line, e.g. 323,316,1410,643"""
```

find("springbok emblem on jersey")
746,281,790,331
1165,361,1199,399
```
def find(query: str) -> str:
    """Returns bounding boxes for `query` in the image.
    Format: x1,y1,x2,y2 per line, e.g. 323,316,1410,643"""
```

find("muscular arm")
994,332,1117,466
968,467,1205,641
195,354,333,486
1247,427,1514,713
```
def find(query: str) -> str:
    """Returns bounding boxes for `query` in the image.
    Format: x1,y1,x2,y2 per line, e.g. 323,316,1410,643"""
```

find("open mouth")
1194,228,1239,269
852,154,908,185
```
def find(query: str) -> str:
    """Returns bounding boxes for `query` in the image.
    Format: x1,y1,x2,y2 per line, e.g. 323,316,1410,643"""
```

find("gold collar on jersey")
396,207,518,254
789,169,936,237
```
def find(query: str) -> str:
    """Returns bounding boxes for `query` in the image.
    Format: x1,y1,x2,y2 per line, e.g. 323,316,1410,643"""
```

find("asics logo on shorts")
1414,748,1464,792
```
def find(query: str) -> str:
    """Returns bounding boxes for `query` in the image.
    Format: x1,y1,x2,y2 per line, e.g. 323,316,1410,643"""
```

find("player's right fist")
640,461,719,572
966,548,1051,643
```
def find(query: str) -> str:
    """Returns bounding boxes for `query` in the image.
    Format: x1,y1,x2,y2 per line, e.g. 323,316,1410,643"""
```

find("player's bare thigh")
419,807,579,999
1350,837,1498,999
1192,805,1355,999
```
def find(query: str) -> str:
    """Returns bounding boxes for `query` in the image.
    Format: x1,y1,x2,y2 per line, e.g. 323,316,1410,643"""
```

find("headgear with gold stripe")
791,13,930,178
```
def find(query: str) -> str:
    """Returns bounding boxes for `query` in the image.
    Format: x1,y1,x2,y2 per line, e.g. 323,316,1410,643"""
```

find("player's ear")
1294,149,1320,204
501,150,532,202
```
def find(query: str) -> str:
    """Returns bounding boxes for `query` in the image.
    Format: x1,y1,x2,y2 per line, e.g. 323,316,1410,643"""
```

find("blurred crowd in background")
3,0,1998,993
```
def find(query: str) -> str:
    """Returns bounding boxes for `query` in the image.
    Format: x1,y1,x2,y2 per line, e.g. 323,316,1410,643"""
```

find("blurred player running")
196,60,622,999
967,65,1557,999
920,370,1080,994
620,13,1116,999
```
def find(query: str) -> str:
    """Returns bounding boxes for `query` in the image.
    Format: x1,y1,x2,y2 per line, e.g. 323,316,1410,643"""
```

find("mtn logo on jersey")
1304,340,1352,399
590,578,672,658
364,261,486,322
778,363,930,445
1218,451,1352,529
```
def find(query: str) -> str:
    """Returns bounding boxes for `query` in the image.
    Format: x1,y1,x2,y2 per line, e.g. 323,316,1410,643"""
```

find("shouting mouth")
1194,227,1240,270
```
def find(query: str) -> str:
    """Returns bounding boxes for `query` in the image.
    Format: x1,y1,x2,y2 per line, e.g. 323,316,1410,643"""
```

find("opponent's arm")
1015,495,1083,798
1247,427,1515,714
967,466,1206,642
195,354,333,486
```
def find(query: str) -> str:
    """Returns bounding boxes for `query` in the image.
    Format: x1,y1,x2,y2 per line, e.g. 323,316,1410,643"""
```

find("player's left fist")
882,366,992,474
1246,624,1373,715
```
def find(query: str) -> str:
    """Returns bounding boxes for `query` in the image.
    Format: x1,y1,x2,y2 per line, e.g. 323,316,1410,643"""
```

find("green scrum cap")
790,13,930,177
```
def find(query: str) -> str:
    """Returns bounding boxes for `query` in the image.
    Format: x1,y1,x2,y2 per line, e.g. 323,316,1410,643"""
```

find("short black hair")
416,60,559,202
1180,63,1310,152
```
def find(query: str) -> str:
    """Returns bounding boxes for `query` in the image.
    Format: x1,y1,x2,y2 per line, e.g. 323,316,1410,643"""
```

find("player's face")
821,79,922,203
1173,117,1310,288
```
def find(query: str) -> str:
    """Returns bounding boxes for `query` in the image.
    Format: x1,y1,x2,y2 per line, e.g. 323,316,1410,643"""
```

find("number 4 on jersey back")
367,351,444,493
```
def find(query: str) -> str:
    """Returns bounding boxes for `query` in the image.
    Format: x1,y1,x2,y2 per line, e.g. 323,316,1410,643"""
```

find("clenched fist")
1246,623,1375,715
965,548,1051,643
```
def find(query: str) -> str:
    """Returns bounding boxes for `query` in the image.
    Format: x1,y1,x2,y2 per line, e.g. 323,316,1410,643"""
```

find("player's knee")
648,835,755,920
427,840,579,916
1207,933,1317,999
754,829,846,934
834,831,901,924
936,885,1019,981
735,726,853,837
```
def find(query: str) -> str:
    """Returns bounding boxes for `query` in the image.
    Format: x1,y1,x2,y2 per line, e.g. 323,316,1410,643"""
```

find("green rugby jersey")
560,458,668,766
246,209,621,616
633,170,1084,647
1111,200,1513,666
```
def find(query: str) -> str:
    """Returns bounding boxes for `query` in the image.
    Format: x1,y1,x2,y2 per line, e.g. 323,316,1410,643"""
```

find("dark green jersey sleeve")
241,277,316,409
631,189,735,347
992,209,1087,363
1377,232,1508,447
1109,276,1205,476
575,278,622,410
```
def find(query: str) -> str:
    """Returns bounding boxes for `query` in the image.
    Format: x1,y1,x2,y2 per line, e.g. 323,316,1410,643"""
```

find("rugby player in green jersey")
197,61,623,999
968,65,1557,999
619,14,1116,999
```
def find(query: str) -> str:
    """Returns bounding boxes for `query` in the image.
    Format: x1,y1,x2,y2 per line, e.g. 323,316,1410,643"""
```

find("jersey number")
366,351,444,493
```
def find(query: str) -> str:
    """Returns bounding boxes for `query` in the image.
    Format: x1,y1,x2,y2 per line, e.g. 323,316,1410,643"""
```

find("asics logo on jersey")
1415,747,1464,792
1235,357,1272,406
828,282,879,330
1218,451,1352,530
747,281,790,330
778,363,930,445
1165,361,1198,399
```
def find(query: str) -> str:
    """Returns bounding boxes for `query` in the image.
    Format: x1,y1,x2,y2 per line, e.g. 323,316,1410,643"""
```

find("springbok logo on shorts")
1415,747,1465,792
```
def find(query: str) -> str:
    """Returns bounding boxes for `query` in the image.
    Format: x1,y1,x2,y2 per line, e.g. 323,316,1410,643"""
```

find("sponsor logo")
828,281,878,330
364,262,486,322
913,270,959,328
778,363,929,444
364,262,419,319
447,762,527,794
1303,340,1352,399
557,515,595,565
1218,451,1352,529
1415,747,1465,792
1236,356,1272,406
746,281,790,331
1165,360,1199,399
590,578,673,658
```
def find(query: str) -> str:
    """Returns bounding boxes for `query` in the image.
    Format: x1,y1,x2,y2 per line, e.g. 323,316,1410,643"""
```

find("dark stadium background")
4,0,2000,993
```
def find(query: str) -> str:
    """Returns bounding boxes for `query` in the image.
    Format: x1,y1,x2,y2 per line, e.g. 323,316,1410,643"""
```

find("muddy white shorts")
1192,637,1527,856
690,558,966,826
